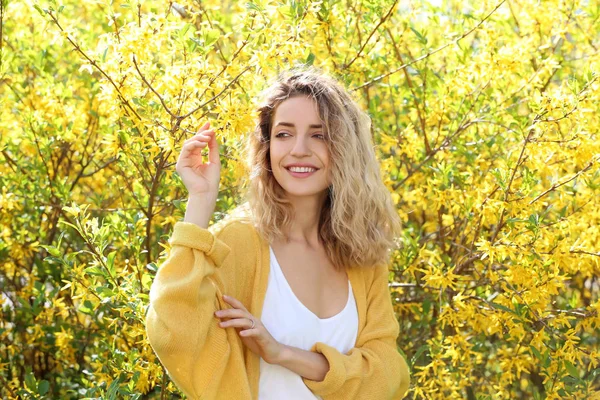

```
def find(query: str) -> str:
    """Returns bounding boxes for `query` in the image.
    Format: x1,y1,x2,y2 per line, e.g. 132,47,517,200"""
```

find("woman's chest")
270,243,349,320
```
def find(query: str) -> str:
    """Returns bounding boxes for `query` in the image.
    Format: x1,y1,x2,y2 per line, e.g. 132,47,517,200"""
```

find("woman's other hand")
215,295,284,365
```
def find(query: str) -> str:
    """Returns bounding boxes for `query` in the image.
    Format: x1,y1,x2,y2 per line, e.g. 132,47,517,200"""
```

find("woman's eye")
275,132,325,139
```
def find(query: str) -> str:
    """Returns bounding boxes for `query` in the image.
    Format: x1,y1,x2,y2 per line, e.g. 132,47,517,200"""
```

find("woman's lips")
286,168,318,178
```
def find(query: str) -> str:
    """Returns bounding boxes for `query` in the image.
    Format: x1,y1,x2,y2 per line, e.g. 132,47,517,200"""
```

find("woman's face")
269,95,331,198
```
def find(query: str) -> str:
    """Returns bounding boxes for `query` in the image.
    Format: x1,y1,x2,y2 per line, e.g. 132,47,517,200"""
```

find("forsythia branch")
352,0,507,91
132,54,178,119
343,0,399,70
45,10,143,123
529,155,599,205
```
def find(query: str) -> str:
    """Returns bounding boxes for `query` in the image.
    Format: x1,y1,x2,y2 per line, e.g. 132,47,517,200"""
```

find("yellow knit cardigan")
145,218,410,399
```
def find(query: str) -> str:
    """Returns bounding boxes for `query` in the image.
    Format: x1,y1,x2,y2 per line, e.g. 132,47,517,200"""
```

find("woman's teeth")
288,167,316,173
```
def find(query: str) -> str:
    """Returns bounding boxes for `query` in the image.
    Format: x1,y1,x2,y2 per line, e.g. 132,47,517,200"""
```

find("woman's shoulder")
209,202,261,245
348,263,390,292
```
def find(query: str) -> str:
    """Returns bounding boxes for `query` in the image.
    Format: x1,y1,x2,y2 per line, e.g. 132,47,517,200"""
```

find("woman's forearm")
274,344,330,382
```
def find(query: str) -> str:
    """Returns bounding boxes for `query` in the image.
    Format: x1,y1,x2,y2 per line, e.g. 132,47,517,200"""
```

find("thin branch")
504,121,539,202
0,0,4,69
132,54,177,118
1,150,18,173
81,157,119,178
352,0,506,91
391,113,495,190
344,0,399,70
179,66,251,120
45,10,142,122
569,249,600,257
529,156,599,205
386,27,431,154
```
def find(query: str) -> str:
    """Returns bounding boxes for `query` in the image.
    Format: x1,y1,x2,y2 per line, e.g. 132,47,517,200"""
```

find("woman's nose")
290,137,311,156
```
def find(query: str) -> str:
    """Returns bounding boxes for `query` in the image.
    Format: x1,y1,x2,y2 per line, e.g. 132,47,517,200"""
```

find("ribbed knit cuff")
169,221,231,267
302,341,347,395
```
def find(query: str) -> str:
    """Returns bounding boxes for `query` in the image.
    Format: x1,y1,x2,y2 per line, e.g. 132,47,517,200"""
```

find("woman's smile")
286,167,319,178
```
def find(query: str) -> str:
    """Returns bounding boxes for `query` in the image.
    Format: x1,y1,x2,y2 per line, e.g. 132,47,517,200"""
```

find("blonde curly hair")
235,65,401,271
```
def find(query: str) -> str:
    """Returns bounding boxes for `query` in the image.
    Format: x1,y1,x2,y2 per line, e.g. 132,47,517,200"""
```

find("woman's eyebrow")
274,122,323,129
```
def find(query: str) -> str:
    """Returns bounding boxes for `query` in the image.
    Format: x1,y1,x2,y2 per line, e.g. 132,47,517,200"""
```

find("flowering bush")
1,0,598,398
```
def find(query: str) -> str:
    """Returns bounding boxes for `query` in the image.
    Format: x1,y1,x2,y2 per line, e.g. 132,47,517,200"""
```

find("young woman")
146,67,410,399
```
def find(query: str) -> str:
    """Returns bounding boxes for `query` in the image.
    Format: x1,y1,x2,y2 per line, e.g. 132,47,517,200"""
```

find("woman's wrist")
273,344,329,382
270,343,289,365
183,194,217,228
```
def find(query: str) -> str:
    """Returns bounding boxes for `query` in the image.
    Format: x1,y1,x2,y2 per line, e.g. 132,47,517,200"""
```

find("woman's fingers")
214,308,247,319
183,129,214,145
182,128,219,165
216,296,253,328
222,295,248,312
206,129,220,165
181,141,207,155
183,139,208,147
239,328,256,337
218,317,255,329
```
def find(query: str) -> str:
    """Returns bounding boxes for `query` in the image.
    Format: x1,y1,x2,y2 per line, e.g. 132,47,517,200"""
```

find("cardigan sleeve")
301,264,410,399
145,220,246,399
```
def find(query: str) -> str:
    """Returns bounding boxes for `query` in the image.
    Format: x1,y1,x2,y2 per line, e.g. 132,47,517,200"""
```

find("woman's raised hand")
176,121,221,197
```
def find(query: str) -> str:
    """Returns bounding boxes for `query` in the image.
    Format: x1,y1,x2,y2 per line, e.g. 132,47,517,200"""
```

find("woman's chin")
280,186,330,198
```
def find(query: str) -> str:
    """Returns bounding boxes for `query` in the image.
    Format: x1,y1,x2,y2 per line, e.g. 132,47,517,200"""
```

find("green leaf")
59,220,81,234
564,360,580,378
78,300,95,315
543,349,551,368
106,251,117,278
44,255,66,266
95,285,115,299
489,301,515,315
279,4,292,18
422,298,431,315
246,1,263,12
529,345,542,360
410,25,428,45
411,344,429,366
38,380,50,395
204,29,220,47
179,23,193,39
85,266,107,278
106,377,121,400
145,262,158,272
33,4,45,15
142,273,153,290
25,372,36,391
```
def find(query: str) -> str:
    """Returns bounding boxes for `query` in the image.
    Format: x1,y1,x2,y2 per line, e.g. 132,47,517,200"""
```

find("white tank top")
258,246,359,399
